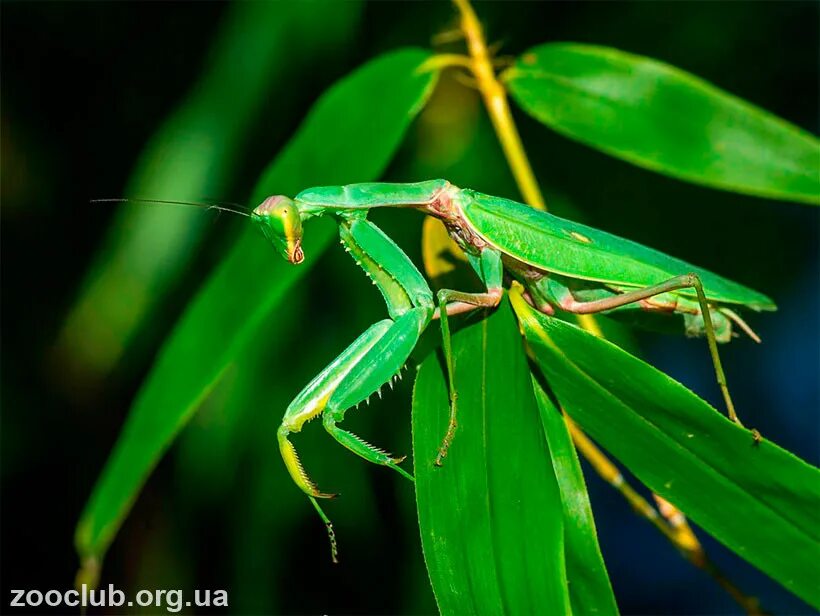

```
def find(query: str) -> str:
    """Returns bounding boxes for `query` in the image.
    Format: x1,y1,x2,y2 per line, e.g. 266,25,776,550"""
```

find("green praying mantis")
110,178,774,560
247,179,773,553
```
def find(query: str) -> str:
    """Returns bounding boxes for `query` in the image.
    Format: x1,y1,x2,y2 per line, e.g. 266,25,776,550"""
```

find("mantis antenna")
90,197,252,218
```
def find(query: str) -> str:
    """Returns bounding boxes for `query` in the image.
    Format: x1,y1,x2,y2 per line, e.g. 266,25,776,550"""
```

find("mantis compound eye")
252,196,304,264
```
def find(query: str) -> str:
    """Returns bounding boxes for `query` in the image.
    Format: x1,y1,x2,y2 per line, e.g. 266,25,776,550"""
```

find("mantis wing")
459,190,775,310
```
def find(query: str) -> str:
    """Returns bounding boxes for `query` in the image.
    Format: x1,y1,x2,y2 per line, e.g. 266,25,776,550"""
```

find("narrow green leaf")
413,298,570,616
531,379,619,616
55,1,363,382
506,43,820,204
512,294,820,608
75,48,439,574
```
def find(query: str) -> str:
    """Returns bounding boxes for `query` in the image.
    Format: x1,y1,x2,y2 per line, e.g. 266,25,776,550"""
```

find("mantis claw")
315,491,340,500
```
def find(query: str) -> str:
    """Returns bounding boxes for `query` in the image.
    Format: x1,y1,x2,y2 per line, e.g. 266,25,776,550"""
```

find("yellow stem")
451,0,545,211
653,494,703,556
565,416,667,532
567,417,763,615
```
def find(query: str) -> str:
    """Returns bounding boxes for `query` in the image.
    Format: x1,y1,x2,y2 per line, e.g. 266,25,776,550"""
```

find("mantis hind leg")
540,273,742,426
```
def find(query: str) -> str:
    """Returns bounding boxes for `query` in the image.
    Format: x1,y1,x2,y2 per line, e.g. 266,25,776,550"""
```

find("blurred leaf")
506,43,820,205
75,48,439,575
55,1,363,382
531,379,619,616
174,288,304,507
511,291,820,609
413,298,570,616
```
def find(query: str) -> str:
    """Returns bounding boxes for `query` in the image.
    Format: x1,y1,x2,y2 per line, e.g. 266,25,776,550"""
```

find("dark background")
2,2,818,614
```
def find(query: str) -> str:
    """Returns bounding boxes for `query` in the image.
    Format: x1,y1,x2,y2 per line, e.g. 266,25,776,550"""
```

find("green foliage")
515,300,820,608
506,44,820,205
532,381,618,616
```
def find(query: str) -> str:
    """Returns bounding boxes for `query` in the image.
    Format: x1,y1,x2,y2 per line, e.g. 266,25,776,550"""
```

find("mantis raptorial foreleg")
433,248,504,465
536,272,741,425
321,307,429,483
277,319,398,563
277,215,434,558
278,319,396,499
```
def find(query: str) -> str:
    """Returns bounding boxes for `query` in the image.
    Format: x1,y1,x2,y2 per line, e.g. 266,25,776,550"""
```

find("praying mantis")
246,179,774,554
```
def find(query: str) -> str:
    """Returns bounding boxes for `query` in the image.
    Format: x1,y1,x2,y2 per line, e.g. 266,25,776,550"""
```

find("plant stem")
450,2,763,613
451,0,545,211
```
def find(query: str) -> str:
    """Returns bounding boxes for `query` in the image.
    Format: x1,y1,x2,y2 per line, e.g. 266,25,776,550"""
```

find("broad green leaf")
413,298,570,616
532,379,619,616
511,291,820,608
55,1,363,383
505,43,820,205
75,48,439,579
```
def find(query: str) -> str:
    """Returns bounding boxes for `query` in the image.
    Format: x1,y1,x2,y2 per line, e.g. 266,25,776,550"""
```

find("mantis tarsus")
120,179,775,561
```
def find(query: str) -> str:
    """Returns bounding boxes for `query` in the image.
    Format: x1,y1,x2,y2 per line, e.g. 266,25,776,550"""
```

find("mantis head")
252,196,305,264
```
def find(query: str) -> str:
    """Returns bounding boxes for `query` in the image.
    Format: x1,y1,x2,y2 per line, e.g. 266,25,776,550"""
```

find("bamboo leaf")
531,379,619,616
511,291,820,609
506,43,820,204
74,48,439,577
413,298,570,616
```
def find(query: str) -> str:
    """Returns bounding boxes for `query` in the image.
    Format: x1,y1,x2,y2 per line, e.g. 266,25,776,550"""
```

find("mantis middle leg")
432,248,504,465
